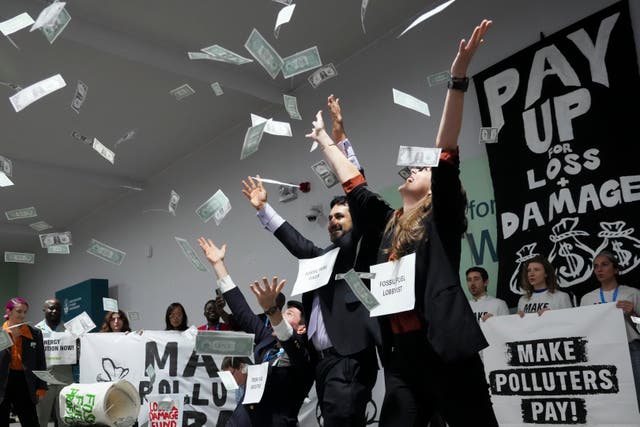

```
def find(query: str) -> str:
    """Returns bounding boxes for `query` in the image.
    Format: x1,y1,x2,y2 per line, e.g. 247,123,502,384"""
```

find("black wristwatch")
447,76,469,92
264,306,279,316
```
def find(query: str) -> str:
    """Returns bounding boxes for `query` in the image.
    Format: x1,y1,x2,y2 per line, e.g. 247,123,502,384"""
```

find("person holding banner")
99,310,132,333
580,250,640,408
304,19,498,427
517,255,572,315
466,266,510,321
0,297,47,427
197,237,314,427
164,302,189,331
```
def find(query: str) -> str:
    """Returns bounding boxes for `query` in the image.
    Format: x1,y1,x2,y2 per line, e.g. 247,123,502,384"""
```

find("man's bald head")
43,298,62,329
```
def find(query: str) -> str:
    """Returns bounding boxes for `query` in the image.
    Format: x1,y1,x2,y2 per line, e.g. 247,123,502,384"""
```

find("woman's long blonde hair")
383,193,433,259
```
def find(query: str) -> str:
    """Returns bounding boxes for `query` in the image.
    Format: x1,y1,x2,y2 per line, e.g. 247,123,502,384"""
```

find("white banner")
43,331,77,366
480,304,640,426
80,331,319,426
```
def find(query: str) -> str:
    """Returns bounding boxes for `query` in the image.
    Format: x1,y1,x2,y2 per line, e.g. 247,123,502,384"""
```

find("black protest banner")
473,0,640,306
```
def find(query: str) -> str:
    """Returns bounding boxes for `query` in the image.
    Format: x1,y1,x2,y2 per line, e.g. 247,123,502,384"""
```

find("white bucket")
59,380,140,426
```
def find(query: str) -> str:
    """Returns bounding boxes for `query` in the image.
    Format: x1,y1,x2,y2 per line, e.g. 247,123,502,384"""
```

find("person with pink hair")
1,297,47,426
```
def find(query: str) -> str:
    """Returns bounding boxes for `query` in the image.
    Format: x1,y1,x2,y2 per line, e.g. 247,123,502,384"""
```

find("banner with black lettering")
480,304,639,425
473,0,640,307
80,331,318,427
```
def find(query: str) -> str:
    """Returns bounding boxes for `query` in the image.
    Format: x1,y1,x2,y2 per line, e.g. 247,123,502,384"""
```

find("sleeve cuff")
342,174,367,194
440,147,459,164
217,275,237,293
257,203,285,233
37,388,47,398
336,139,362,171
271,317,293,341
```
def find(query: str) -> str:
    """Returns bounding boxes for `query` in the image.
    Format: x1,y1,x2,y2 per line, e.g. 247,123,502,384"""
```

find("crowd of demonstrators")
100,310,132,333
517,255,573,315
241,92,381,427
164,302,189,331
0,297,47,426
198,237,314,427
306,18,498,427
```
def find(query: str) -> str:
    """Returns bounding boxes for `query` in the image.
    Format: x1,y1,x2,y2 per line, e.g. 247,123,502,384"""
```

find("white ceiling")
0,0,431,253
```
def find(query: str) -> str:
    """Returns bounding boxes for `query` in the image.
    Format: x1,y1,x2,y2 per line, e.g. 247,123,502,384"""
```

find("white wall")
19,0,638,331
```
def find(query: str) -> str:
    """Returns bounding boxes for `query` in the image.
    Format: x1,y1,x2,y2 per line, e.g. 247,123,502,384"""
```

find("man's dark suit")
222,286,314,427
273,221,381,426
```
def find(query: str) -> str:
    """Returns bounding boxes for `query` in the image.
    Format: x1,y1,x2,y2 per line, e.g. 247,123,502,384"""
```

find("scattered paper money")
174,237,208,272
71,80,88,113
92,138,115,164
335,271,376,280
31,2,66,31
41,7,70,44
200,45,253,65
170,84,195,101
395,167,411,181
0,173,14,187
427,70,451,87
9,74,66,113
127,311,140,321
342,269,380,311
32,370,68,385
272,0,293,4
64,311,96,337
71,130,92,144
631,316,640,325
39,231,72,248
399,0,456,38
0,155,12,177
218,370,239,390
103,297,119,312
396,146,442,167
250,114,291,137
5,207,37,220
146,364,156,388
168,190,180,215
0,330,13,351
279,185,298,203
29,221,52,231
392,88,430,116
210,82,224,96
87,239,126,266
0,13,34,36
361,0,370,34
48,245,70,254
479,127,499,144
311,160,338,188
0,81,22,91
308,63,338,89
187,52,214,60
282,46,322,79
244,29,284,79
274,4,296,39
4,252,35,264
114,129,136,149
283,94,302,120
195,189,231,225
195,331,255,357
240,120,269,160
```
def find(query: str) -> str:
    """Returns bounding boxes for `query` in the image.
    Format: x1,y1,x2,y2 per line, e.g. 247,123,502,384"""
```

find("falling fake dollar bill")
5,207,37,220
41,6,70,44
103,298,118,312
282,46,322,79
427,70,451,87
48,245,70,254
392,88,430,116
168,190,180,215
174,237,208,272
250,114,291,137
71,80,88,113
274,4,296,39
169,84,195,101
398,166,411,180
240,120,269,160
0,330,13,351
114,129,136,149
0,155,12,177
396,146,441,167
307,63,338,89
342,269,380,311
4,252,35,264
361,0,369,34
200,45,253,65
9,74,66,113
92,138,115,164
86,239,126,266
283,94,302,120
195,330,255,357
39,231,72,248
0,13,34,36
30,2,66,31
195,190,231,225
30,221,52,231
311,160,338,188
479,127,499,144
71,130,92,144
210,82,224,96
64,311,96,337
244,28,284,79
398,0,456,38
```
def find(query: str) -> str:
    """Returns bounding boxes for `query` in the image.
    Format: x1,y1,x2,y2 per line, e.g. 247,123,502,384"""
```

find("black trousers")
0,370,40,427
378,331,498,427
314,347,378,427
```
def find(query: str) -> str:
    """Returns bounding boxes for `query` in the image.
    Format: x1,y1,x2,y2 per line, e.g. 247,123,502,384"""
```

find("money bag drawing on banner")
509,243,539,295
597,221,640,274
548,218,594,287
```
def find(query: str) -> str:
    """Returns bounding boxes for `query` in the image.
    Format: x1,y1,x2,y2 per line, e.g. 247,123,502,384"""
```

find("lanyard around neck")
600,286,619,303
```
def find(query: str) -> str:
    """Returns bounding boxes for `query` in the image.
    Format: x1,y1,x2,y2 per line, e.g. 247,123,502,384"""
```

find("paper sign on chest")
369,253,416,317
291,247,340,296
